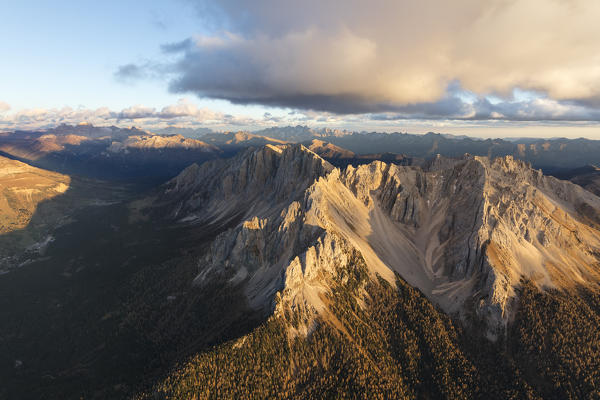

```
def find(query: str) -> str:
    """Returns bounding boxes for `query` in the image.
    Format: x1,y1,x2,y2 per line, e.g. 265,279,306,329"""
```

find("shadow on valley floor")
0,176,263,399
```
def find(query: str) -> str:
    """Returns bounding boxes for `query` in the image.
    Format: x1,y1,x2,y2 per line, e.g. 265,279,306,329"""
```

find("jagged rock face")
474,157,600,327
149,144,332,224
340,155,600,331
339,157,489,309
146,145,600,334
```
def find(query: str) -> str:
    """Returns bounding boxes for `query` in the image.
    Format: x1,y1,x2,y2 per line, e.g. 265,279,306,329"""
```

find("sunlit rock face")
0,155,70,234
143,144,600,336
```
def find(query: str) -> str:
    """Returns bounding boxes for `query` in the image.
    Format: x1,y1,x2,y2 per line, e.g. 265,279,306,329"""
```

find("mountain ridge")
139,144,600,338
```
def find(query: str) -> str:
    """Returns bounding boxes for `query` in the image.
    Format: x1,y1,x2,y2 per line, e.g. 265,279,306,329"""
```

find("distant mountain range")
4,124,600,191
0,124,221,182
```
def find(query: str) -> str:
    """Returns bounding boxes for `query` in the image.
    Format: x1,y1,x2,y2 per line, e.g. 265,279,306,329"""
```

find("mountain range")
0,124,221,182
3,124,600,178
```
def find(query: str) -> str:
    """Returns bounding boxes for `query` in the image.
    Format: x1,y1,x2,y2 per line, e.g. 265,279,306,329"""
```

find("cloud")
0,100,262,131
157,98,221,120
161,38,194,54
114,63,147,83
0,101,10,113
122,0,600,119
117,105,157,119
114,61,168,83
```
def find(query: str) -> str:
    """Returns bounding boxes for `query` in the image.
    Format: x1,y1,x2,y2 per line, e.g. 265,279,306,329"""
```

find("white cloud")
157,98,223,121
117,105,157,119
0,101,10,113
0,100,267,131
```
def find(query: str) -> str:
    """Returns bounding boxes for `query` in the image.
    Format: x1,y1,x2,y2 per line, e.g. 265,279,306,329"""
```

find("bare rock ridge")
142,144,600,335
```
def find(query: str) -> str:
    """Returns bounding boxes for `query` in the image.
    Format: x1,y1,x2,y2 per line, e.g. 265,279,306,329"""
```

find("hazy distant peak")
115,134,219,152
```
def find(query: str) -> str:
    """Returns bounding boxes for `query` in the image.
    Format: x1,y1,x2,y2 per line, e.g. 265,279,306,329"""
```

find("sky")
1,0,600,138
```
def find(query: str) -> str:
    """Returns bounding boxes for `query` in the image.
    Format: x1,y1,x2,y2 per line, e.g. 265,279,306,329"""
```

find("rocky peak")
149,144,333,223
